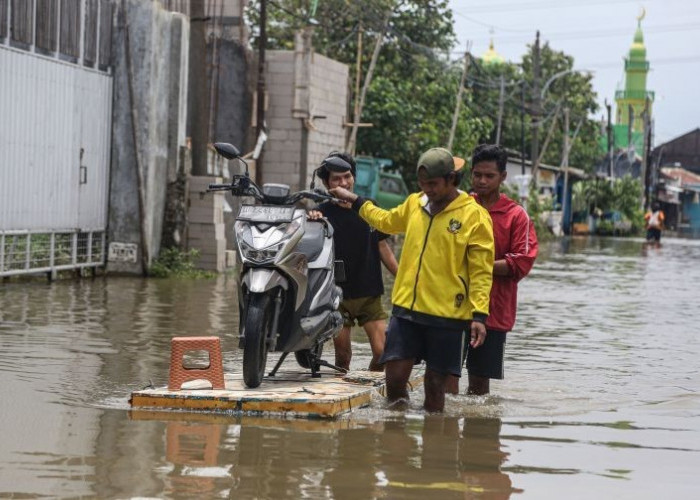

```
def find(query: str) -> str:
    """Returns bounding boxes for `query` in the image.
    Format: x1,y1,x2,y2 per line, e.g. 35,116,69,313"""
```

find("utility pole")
255,0,267,185
520,80,526,176
561,107,570,235
537,101,561,166
346,13,390,156
295,26,314,190
189,0,210,176
495,74,505,145
641,97,651,210
448,41,471,151
348,23,363,155
530,31,541,178
605,99,614,185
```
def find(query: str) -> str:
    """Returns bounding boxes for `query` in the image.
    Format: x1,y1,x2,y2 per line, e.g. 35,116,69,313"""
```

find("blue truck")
353,156,409,209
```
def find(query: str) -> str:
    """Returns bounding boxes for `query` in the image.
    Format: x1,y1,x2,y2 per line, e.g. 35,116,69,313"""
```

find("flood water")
1,236,699,499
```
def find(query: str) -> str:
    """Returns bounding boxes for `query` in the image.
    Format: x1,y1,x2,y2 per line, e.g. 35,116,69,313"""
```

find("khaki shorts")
339,296,388,327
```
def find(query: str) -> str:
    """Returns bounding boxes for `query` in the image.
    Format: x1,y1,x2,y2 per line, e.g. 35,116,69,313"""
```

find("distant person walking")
447,144,538,396
644,201,665,245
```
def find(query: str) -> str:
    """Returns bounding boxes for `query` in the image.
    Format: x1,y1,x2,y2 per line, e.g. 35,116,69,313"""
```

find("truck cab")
353,156,409,209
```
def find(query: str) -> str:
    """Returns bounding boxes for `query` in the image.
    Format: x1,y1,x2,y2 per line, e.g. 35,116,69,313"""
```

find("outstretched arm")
330,186,411,234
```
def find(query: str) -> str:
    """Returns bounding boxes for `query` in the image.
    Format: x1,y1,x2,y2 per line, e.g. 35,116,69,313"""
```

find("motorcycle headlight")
239,240,284,263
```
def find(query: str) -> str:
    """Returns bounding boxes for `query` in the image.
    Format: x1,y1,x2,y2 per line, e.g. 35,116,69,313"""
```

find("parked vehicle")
353,156,409,209
208,143,345,388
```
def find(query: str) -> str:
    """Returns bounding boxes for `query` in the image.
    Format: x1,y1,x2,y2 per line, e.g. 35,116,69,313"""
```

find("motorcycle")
207,143,346,388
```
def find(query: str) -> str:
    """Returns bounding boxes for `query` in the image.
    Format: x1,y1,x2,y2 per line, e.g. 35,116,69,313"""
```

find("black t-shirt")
318,202,389,299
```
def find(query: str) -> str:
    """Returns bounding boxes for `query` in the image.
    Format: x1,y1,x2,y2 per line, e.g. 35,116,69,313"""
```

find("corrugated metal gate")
0,0,113,277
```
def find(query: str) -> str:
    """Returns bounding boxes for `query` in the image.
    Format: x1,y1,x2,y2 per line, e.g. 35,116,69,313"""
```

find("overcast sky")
448,0,699,145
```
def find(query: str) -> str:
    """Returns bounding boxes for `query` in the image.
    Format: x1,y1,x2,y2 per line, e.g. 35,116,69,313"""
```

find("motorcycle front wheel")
242,292,273,388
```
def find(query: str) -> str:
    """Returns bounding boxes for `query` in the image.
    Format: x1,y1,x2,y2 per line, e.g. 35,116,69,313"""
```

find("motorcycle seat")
297,220,327,262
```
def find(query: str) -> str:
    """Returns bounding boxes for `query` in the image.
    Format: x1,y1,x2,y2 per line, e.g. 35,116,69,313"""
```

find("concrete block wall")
263,50,349,191
264,51,303,189
187,176,226,272
307,54,349,184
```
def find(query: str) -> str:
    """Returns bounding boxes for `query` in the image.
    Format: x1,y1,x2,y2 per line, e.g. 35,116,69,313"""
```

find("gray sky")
449,0,700,145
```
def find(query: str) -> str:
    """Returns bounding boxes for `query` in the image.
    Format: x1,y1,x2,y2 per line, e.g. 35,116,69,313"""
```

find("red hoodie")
474,193,538,332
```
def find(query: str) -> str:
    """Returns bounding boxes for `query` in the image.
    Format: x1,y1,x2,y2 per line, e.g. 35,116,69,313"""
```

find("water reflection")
123,412,515,499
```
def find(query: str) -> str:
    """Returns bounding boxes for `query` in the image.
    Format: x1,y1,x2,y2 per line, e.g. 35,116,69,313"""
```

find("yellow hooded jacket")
356,191,494,327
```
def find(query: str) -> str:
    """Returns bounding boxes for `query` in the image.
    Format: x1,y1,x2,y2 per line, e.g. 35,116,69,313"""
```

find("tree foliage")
572,176,644,233
246,1,603,187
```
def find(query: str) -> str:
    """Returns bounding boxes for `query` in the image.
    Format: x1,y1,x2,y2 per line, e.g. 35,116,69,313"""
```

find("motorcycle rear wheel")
294,342,324,371
242,293,273,388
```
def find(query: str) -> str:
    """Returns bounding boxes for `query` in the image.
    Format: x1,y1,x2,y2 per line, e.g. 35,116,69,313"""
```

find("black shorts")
646,228,661,242
380,316,466,376
465,328,506,379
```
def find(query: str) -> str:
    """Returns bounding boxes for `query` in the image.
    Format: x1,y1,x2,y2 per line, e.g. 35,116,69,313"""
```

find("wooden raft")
129,369,425,419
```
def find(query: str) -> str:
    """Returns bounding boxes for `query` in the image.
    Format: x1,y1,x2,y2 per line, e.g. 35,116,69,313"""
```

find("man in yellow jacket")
330,147,494,412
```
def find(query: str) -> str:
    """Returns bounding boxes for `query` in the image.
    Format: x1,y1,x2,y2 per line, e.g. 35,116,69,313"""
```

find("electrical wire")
456,0,663,14
455,21,700,48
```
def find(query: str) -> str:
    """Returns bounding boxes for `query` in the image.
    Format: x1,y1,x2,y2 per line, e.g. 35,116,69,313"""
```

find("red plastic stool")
168,336,225,390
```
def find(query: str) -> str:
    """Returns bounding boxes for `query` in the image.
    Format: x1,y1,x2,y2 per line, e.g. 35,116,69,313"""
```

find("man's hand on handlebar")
307,210,324,220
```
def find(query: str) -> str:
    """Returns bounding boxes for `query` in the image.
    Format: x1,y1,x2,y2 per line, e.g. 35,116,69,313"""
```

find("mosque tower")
613,9,654,152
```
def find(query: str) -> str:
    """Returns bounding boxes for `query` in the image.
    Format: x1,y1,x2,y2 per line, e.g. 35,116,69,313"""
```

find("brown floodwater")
1,236,699,499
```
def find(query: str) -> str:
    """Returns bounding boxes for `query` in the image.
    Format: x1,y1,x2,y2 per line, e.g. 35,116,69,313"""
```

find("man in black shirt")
311,152,398,371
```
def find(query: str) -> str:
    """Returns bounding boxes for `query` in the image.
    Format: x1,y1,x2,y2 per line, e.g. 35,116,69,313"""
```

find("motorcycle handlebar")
207,183,231,191
206,177,344,204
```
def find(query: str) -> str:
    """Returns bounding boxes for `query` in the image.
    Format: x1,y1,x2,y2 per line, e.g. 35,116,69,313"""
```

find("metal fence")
1,0,114,278
0,230,105,277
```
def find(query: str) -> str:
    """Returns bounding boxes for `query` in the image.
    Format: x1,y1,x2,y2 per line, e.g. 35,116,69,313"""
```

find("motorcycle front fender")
242,268,289,294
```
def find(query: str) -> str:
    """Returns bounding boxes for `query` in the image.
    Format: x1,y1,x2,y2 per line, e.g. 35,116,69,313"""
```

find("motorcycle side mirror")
334,260,347,284
213,142,241,160
214,142,250,178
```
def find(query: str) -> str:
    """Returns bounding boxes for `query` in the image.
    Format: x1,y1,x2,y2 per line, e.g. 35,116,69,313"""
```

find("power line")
456,0,663,14
454,21,700,48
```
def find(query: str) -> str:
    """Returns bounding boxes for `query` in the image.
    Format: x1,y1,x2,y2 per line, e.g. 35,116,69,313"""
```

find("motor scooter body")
235,204,343,352
208,144,345,388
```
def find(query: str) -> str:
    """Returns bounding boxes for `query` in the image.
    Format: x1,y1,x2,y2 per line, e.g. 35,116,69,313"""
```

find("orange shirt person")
644,201,665,245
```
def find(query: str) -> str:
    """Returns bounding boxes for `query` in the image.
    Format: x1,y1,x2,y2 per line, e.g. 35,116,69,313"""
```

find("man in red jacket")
447,144,538,396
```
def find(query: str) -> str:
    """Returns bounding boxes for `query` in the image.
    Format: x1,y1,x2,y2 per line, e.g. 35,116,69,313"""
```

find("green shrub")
595,220,615,236
149,248,215,278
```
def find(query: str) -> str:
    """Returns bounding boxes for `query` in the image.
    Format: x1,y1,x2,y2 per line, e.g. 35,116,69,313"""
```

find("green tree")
247,0,488,187
469,42,600,168
246,3,602,186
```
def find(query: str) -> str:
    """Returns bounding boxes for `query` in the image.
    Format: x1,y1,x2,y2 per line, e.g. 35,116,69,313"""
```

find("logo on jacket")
447,218,462,233
454,293,465,308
